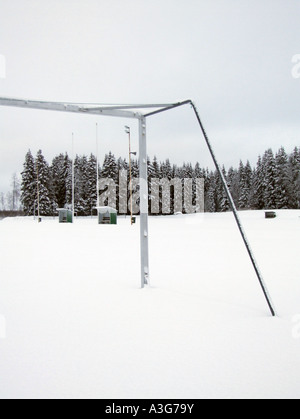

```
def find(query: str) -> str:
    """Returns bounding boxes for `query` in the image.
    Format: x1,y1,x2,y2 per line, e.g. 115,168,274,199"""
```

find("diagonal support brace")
190,101,276,317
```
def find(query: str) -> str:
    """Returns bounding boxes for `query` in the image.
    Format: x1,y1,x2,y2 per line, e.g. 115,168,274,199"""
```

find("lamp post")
125,126,136,225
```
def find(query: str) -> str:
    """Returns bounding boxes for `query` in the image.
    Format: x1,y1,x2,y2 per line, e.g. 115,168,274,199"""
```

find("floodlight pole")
138,115,149,287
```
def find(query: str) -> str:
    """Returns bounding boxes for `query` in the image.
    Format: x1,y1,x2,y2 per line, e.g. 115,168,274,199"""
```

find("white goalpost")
0,97,276,316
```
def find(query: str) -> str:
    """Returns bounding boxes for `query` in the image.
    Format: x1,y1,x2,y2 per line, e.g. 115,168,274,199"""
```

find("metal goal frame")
0,97,276,316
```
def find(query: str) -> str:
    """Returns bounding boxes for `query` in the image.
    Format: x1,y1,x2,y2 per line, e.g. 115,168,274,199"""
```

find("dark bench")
265,211,276,219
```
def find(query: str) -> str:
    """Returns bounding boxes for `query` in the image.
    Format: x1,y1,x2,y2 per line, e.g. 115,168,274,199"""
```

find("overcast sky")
0,0,299,192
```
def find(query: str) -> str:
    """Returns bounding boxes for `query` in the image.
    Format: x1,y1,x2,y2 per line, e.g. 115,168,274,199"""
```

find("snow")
0,210,299,399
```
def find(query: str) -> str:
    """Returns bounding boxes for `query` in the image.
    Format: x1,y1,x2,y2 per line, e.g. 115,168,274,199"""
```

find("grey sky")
0,0,299,193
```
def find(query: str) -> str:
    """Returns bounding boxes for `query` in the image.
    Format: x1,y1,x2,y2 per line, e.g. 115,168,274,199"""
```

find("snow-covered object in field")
95,206,117,225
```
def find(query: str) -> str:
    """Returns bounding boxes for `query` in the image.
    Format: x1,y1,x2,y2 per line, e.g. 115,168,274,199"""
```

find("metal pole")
190,101,276,317
139,116,149,287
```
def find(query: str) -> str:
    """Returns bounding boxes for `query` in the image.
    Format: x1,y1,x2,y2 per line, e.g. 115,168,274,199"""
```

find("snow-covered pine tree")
194,162,203,179
0,192,6,211
152,156,160,178
99,152,118,210
160,159,173,214
86,153,97,213
147,156,156,181
206,171,217,213
130,158,140,214
65,154,73,208
217,166,230,212
79,155,89,215
161,159,172,180
182,162,193,214
248,167,257,209
286,147,300,209
227,166,239,208
251,155,265,209
147,157,155,214
203,168,211,212
73,155,85,215
131,158,139,179
101,152,118,181
263,149,277,209
238,160,252,209
35,150,55,216
192,162,203,212
118,157,128,215
21,150,36,215
149,156,161,214
51,153,68,209
172,163,183,214
274,147,289,209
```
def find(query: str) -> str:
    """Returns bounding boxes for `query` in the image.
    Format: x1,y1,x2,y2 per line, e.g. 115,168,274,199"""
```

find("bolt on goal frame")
0,97,276,316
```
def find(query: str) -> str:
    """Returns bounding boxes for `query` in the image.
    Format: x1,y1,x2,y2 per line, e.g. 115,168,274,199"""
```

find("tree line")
19,146,300,216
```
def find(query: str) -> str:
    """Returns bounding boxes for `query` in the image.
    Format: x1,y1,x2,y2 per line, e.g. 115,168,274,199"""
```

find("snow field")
0,211,299,399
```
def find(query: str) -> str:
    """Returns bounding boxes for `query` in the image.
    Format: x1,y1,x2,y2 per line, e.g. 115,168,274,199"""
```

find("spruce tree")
65,154,73,208
79,155,89,215
287,147,300,208
21,150,36,216
252,155,265,209
101,152,118,181
206,171,217,212
74,155,85,215
149,156,161,214
263,149,277,209
35,150,55,216
218,166,230,212
248,168,257,209
239,160,252,209
86,153,97,213
99,152,118,210
160,159,173,214
147,157,156,214
118,157,128,215
227,167,239,208
275,147,289,209
51,153,68,209
203,168,211,212
172,163,183,214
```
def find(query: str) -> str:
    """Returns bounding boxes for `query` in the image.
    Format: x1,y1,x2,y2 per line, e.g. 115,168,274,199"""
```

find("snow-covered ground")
0,210,299,399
